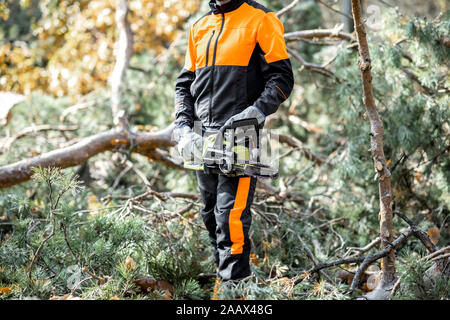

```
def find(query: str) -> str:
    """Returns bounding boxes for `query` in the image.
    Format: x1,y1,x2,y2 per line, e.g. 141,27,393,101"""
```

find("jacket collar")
209,0,245,14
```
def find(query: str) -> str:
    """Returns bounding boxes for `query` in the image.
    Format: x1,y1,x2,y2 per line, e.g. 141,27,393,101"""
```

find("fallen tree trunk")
0,125,175,188
0,119,331,188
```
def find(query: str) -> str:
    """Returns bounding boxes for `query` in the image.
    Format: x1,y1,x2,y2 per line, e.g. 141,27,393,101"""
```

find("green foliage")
174,279,208,300
0,0,42,43
217,277,294,300
1,4,449,300
391,252,450,300
0,163,213,299
405,12,450,64
284,8,449,251
144,223,213,284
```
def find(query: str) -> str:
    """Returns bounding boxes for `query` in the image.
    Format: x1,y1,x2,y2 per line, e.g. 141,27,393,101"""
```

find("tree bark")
0,118,331,188
284,29,355,43
109,0,133,124
0,125,175,189
350,0,396,298
0,92,25,126
276,0,301,17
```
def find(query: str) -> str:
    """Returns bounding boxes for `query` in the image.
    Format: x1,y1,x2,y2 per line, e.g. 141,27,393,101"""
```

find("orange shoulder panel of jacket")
256,12,289,64
184,27,196,72
213,2,265,67
190,14,216,69
187,3,289,69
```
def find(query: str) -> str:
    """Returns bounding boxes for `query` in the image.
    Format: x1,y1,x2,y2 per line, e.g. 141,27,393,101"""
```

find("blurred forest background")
0,0,448,300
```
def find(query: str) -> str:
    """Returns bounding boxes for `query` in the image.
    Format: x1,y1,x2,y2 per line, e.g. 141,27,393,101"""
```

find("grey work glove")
173,126,203,161
222,105,265,129
172,125,190,143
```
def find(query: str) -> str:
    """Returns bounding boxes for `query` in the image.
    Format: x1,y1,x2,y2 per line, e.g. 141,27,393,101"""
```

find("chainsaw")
183,118,278,179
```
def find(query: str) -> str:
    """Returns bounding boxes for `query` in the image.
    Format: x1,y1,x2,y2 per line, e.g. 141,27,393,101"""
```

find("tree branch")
394,210,438,253
348,228,414,292
278,132,329,166
287,47,340,80
315,0,353,20
109,0,133,124
276,0,301,17
0,124,175,189
351,0,396,286
284,28,355,43
1,124,79,152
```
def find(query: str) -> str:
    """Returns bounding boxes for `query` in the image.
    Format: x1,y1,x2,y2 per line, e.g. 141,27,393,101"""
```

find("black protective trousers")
196,170,257,281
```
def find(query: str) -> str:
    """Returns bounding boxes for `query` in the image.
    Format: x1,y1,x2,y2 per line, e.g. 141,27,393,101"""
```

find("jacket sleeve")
254,12,294,116
174,27,196,129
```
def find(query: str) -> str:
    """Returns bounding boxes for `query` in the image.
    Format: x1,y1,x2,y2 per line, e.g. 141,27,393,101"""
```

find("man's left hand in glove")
173,126,203,161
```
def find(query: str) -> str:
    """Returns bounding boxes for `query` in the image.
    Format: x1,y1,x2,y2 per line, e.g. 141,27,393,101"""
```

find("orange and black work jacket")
174,0,294,128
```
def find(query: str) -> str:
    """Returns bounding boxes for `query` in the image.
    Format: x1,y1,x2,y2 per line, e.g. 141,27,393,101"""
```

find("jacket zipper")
208,12,225,124
205,30,215,67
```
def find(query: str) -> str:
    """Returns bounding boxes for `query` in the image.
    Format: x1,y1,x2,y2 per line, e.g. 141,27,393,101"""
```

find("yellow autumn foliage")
0,287,12,295
0,0,200,97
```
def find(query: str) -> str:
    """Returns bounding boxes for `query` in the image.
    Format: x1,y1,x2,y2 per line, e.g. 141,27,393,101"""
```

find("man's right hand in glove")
173,126,203,161
221,105,265,130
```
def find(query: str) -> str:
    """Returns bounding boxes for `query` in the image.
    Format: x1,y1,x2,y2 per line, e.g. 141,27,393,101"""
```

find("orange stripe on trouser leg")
229,177,251,255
